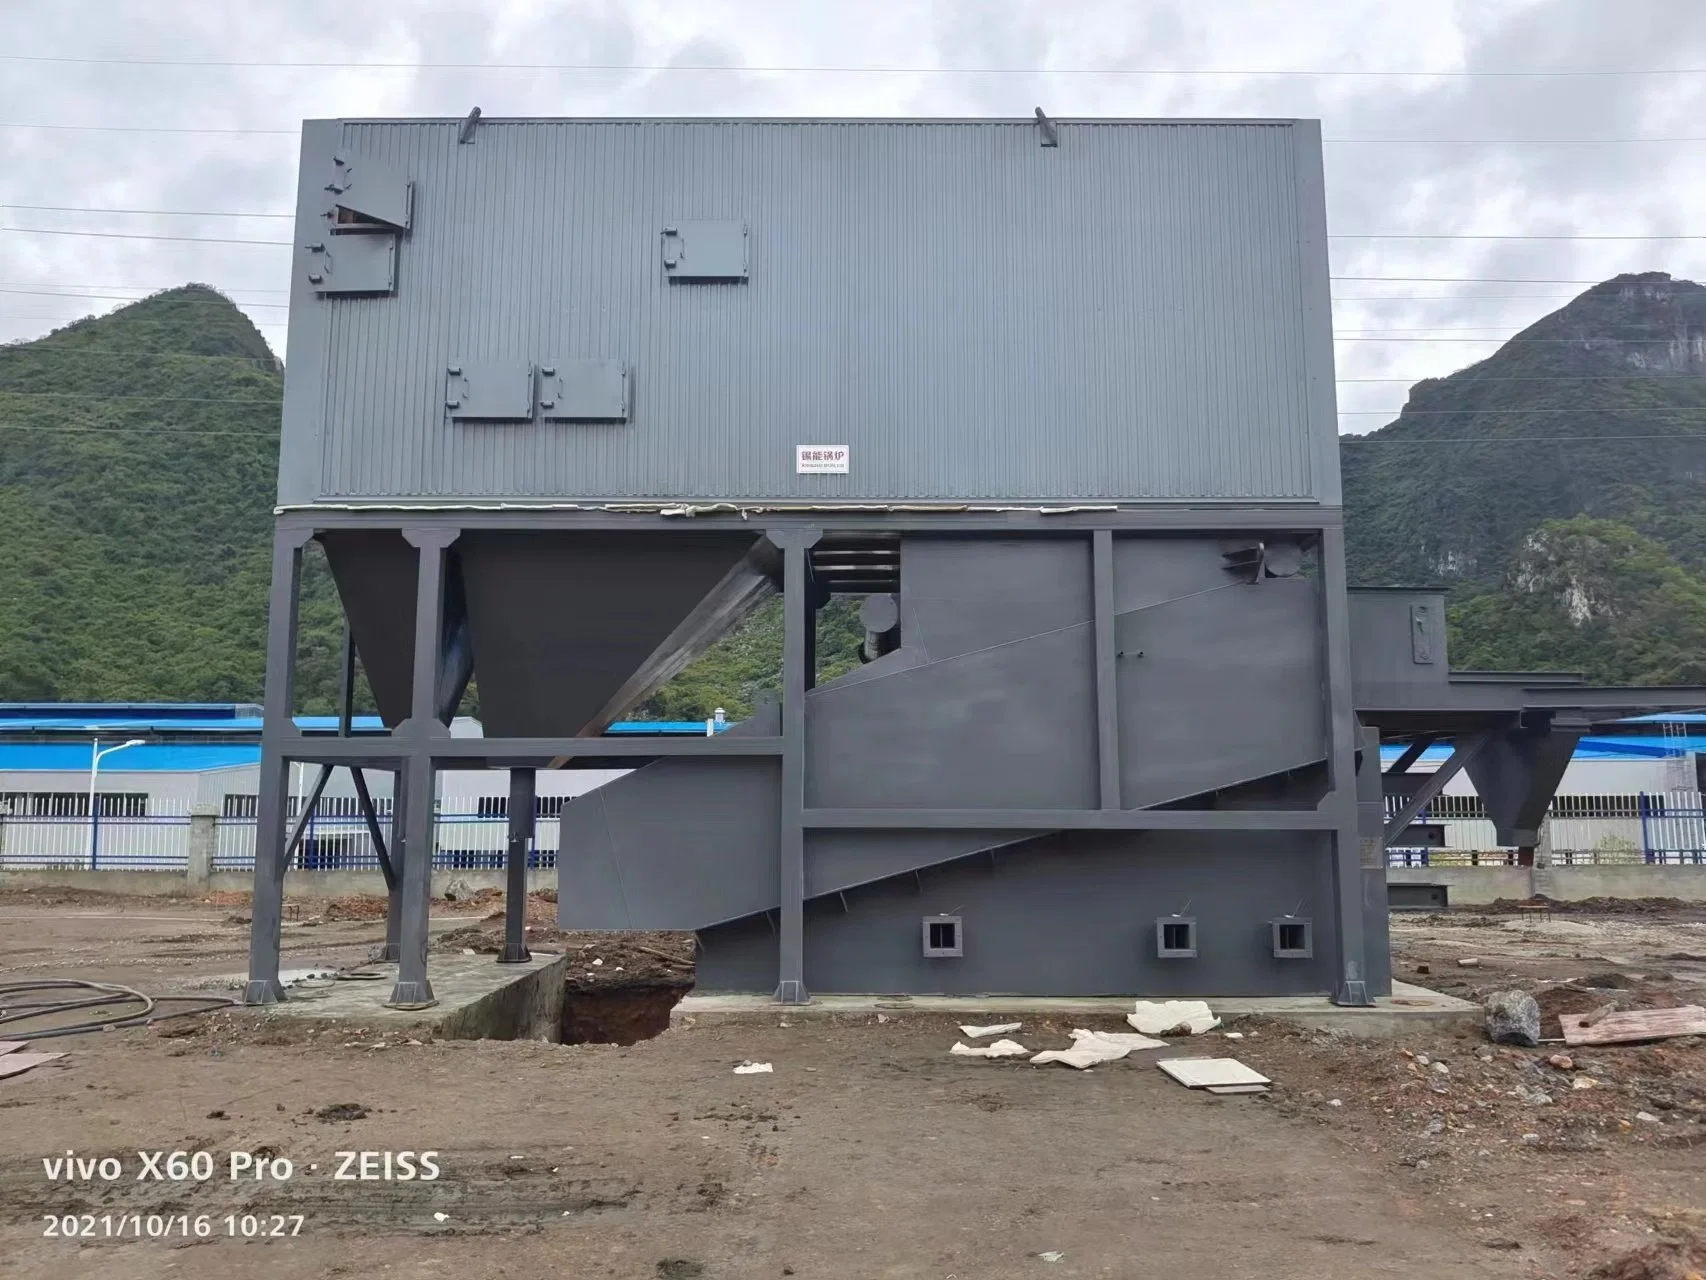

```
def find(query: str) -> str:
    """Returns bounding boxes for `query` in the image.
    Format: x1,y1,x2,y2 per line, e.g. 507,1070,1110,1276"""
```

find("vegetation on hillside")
0,287,347,708
1343,272,1706,684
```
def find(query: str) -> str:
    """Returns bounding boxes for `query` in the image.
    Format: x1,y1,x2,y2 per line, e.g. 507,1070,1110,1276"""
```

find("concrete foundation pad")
675,981,1478,1039
235,953,569,1042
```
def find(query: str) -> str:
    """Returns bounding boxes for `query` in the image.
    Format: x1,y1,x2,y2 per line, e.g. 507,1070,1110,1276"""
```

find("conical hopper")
456,530,776,737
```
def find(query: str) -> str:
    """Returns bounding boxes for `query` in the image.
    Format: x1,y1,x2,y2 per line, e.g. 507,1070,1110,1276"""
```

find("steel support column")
377,766,407,963
243,528,308,1005
770,525,821,1004
388,527,458,1008
1319,525,1373,1007
499,768,536,964
1092,529,1121,809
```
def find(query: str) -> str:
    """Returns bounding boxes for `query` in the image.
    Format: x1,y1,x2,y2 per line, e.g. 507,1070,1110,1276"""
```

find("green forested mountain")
0,286,344,707
1342,271,1706,684
3,274,1703,713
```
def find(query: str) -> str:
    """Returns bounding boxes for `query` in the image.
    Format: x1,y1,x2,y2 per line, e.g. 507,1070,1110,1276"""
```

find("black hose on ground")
0,979,239,1042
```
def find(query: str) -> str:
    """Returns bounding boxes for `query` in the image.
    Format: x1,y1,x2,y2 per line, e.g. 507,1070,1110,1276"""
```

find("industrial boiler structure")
246,113,1706,1010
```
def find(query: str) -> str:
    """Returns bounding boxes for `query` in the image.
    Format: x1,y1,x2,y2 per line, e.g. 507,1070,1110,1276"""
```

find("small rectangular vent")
1271,917,1313,959
1156,916,1197,959
922,915,962,958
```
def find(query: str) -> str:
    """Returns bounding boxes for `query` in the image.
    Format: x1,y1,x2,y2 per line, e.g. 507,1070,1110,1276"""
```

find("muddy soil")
2,890,1704,1277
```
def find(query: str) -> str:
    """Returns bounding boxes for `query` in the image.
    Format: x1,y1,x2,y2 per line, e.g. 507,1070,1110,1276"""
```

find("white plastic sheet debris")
732,1061,774,1074
1030,1028,1167,1069
1155,1057,1270,1090
1127,1000,1221,1036
958,1022,1022,1039
950,1039,1030,1059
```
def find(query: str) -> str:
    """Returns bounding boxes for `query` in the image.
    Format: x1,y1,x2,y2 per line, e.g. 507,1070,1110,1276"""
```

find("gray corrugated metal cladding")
278,117,1341,508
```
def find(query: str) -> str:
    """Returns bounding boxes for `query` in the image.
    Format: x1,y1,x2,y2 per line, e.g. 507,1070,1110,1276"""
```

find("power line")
7,119,1706,145
10,203,1705,242
0,203,293,220
0,422,272,438
1,420,1703,447
9,53,1706,77
1340,433,1706,443
0,287,290,308
1335,408,1706,416
1,227,1693,294
1,227,290,247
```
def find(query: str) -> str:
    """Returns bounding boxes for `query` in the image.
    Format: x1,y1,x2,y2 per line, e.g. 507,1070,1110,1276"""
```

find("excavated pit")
556,929,699,1045
562,982,695,1046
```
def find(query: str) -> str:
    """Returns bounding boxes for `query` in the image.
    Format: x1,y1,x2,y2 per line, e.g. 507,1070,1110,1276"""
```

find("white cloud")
4,0,1705,431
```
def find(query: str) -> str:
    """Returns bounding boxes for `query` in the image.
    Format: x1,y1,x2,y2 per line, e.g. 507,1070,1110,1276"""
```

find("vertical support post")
338,624,356,735
186,804,218,887
1318,524,1373,1007
244,527,307,1005
769,525,821,1005
1091,529,1120,810
499,768,536,964
378,767,406,962
388,527,458,1008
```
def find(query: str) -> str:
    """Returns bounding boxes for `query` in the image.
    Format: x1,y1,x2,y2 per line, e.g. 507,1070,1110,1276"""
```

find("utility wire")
8,119,1706,145
5,53,1706,77
3,421,1704,445
8,201,1705,241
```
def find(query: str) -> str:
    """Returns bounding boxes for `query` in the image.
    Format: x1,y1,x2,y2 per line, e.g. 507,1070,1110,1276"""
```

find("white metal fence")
6,791,1706,874
0,796,563,873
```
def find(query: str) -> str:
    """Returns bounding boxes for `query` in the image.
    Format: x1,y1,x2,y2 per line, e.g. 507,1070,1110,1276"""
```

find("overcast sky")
4,0,1706,432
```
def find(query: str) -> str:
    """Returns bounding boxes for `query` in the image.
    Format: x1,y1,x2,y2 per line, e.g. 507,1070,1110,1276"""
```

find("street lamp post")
88,738,145,869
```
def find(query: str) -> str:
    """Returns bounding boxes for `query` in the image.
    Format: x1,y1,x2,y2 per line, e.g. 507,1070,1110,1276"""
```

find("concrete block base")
674,981,1478,1040
238,953,568,1042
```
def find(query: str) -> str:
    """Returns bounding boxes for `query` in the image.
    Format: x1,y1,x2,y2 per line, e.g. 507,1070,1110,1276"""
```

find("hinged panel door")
302,236,397,295
324,151,413,231
445,362,535,422
537,360,630,422
661,220,749,282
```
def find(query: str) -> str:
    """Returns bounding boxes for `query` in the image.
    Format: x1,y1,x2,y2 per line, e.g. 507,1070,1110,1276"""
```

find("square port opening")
922,915,963,958
1155,916,1197,959
1271,917,1313,959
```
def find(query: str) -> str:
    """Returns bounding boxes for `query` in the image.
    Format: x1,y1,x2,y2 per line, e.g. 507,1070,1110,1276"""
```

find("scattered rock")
442,877,478,902
1573,1076,1600,1091
1549,1054,1575,1071
206,1109,226,1120
657,1262,705,1280
1327,1098,1343,1108
1416,963,1431,975
1415,1053,1431,1066
1476,1046,1495,1062
1484,990,1542,1047
1484,1238,1522,1251
1431,1061,1450,1076
1458,957,1481,968
1634,1112,1661,1125
1521,1133,1541,1145
314,1103,369,1122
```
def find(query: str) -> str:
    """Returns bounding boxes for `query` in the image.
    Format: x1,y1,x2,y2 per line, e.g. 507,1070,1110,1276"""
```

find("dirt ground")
0,886,1702,1280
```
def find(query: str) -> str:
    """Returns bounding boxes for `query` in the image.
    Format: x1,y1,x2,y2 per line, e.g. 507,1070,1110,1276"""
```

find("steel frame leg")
243,530,305,1005
389,753,436,1006
387,528,456,1008
377,767,407,963
499,767,535,964
770,526,820,1005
